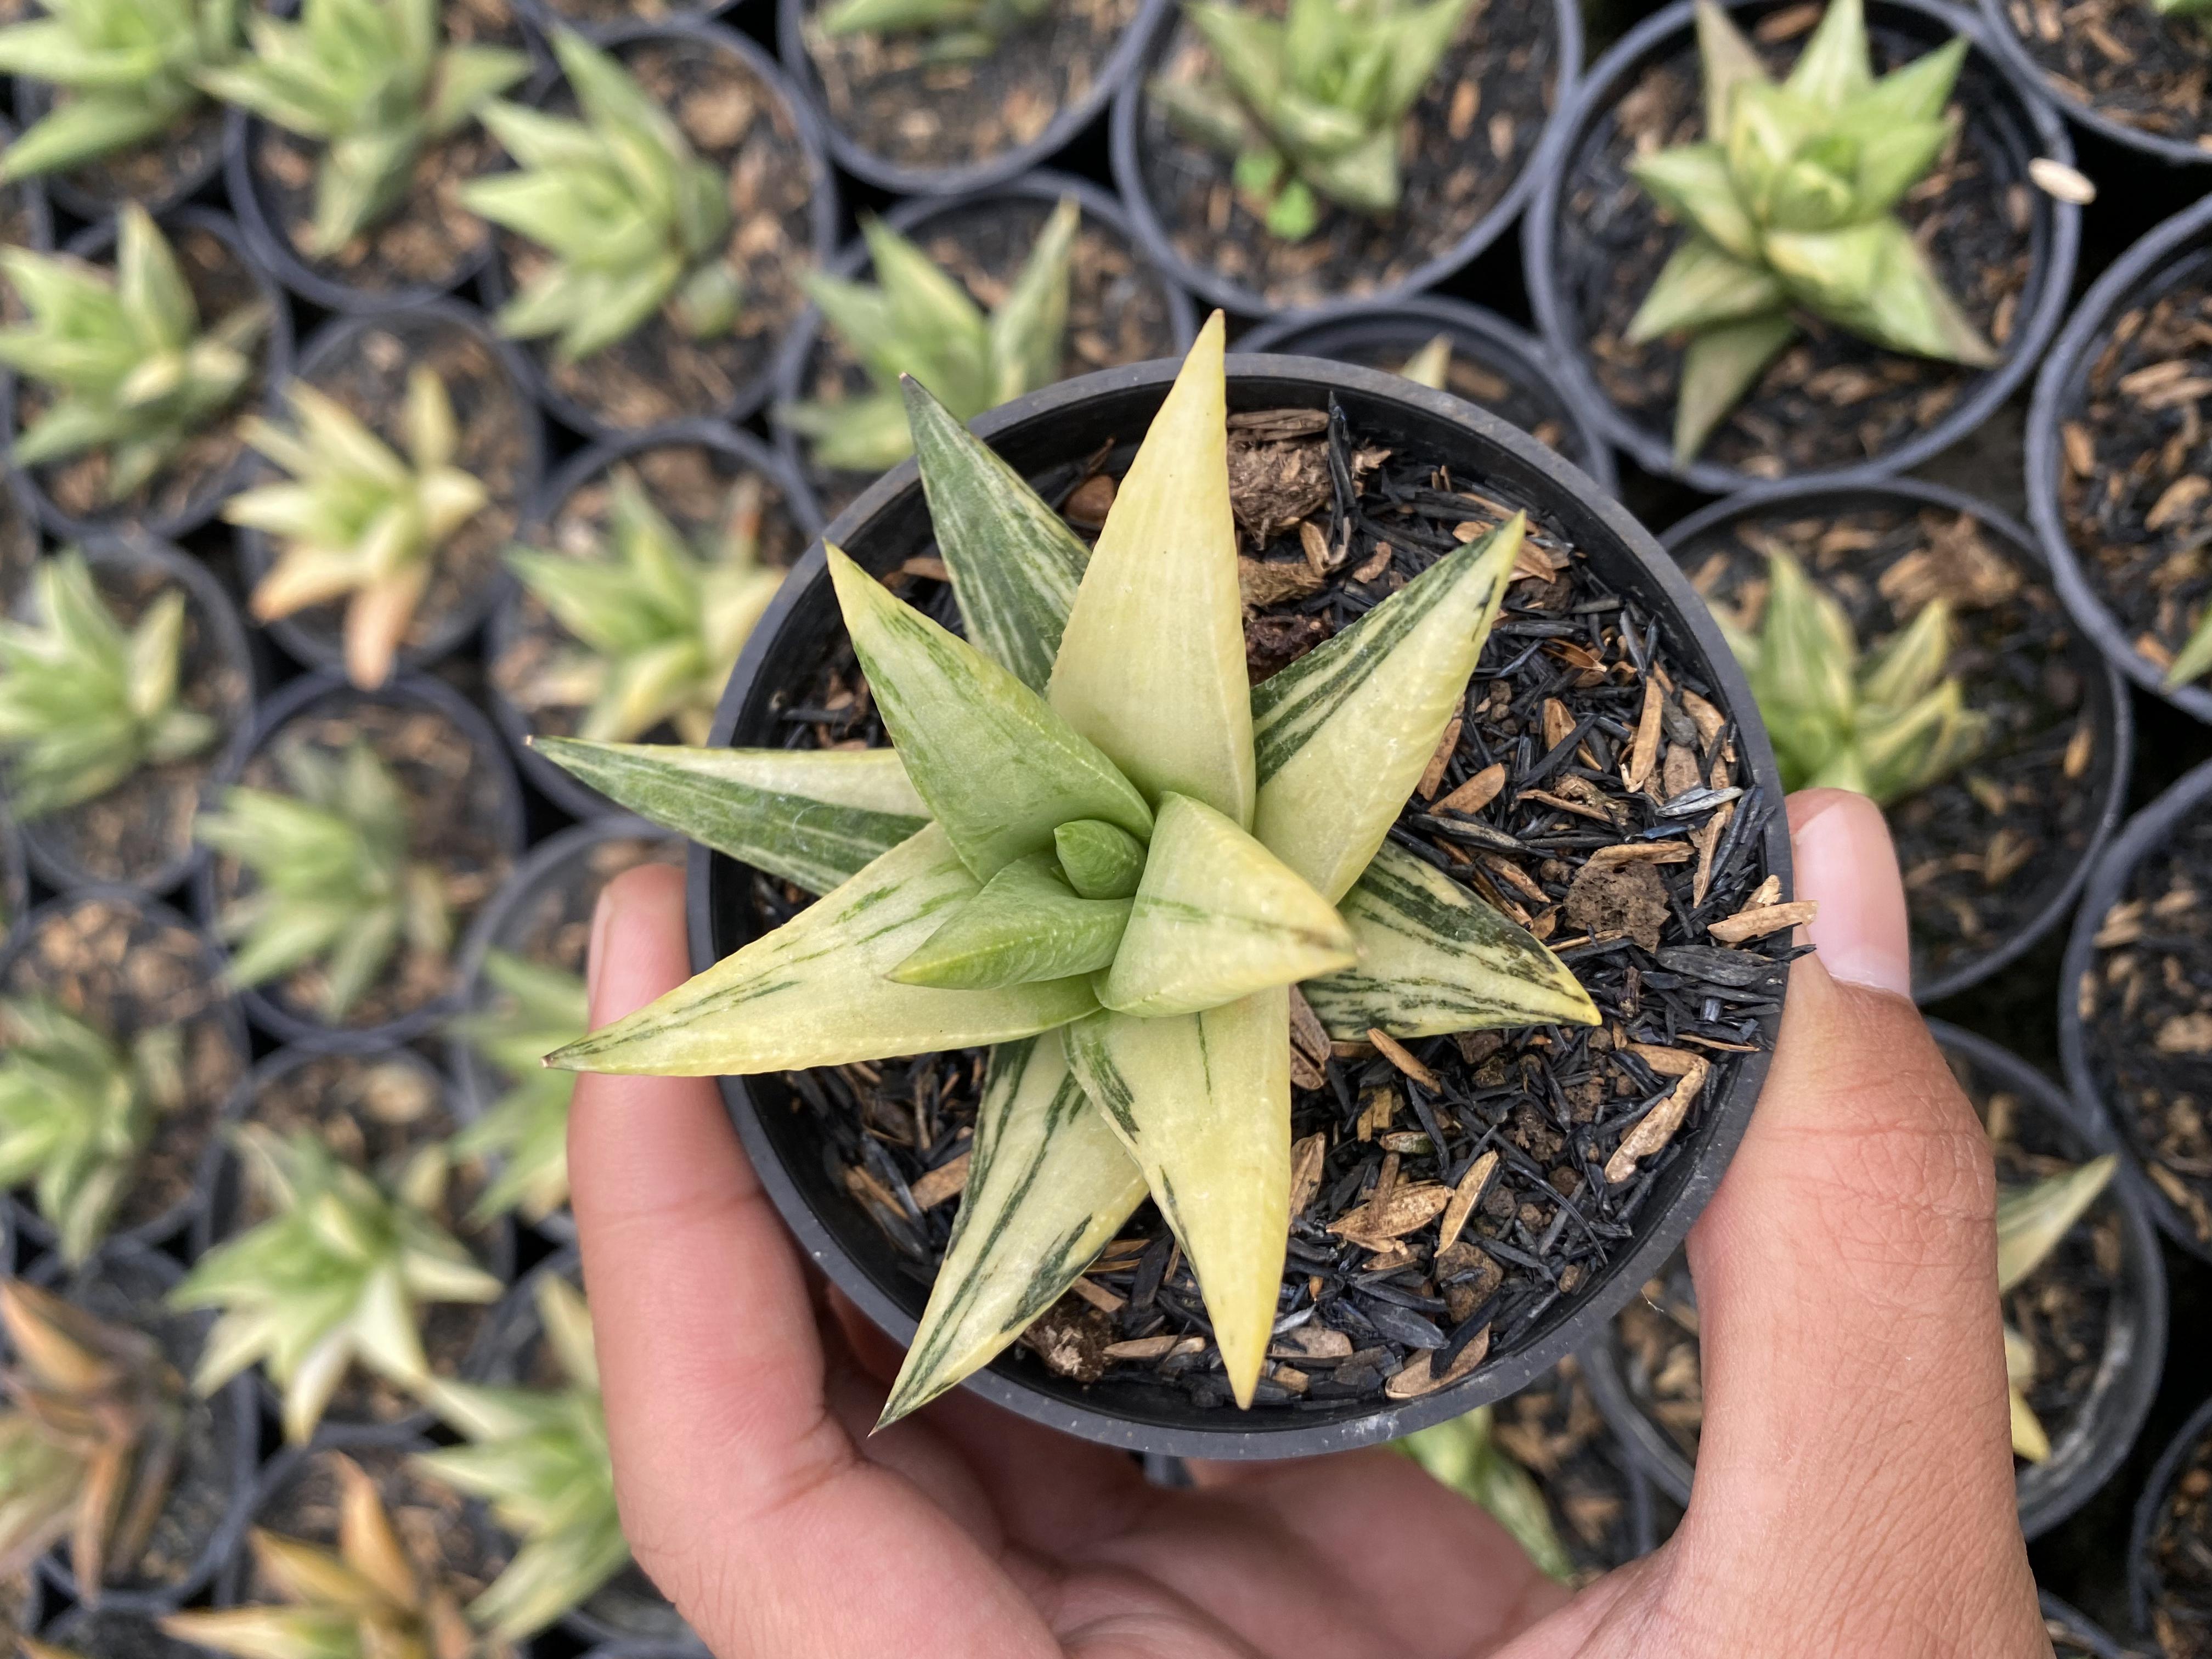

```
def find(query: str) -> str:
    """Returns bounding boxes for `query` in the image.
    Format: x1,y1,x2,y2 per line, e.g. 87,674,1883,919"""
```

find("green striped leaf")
546,825,1096,1076
1064,990,1290,1407
890,851,1132,989
531,737,927,898
1054,818,1146,899
1301,842,1598,1039
1250,516,1522,903
827,546,1152,881
878,1031,1147,1425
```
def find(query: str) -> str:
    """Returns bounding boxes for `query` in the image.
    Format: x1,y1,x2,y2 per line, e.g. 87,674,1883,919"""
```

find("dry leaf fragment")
1587,841,1693,867
1624,679,1663,793
1382,1326,1491,1398
1328,1182,1452,1245
1369,1029,1441,1090
1542,697,1575,751
2028,156,2096,204
1437,1150,1500,1252
1707,900,1818,943
1070,1276,1126,1313
1417,716,1463,799
1288,1132,1328,1218
1297,518,1329,575
909,1152,970,1210
1605,1047,1711,1183
2157,1013,2212,1054
1679,688,1725,746
1271,1324,1354,1362
1435,762,1506,817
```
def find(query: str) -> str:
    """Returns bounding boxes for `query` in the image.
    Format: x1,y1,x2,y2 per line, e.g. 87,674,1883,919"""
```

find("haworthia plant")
1996,1153,2117,1464
818,0,1048,58
539,315,1598,1418
1628,0,1994,461
448,951,588,1226
0,0,236,182
1396,1406,1575,1583
780,198,1080,476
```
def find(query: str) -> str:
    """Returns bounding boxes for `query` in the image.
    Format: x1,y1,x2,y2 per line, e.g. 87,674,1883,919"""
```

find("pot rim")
2129,1389,2212,1635
1972,0,2212,167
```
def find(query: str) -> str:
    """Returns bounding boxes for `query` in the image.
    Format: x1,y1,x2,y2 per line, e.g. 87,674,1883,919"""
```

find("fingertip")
586,861,691,1022
1786,788,1911,1000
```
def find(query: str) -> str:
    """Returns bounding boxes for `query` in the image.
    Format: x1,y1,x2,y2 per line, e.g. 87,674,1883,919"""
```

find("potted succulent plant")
1977,0,2212,166
469,21,839,437
1525,0,2078,494
1113,0,1580,317
2130,1393,2212,1655
769,172,1198,526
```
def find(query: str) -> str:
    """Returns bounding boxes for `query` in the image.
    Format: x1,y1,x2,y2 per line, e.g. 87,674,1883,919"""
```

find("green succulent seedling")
781,196,1079,476
505,469,785,746
413,1275,627,1641
1997,1153,2117,1464
461,28,742,364
0,0,236,183
0,550,220,820
194,0,528,256
195,740,452,1021
1150,0,1478,240
0,204,269,503
1627,0,1995,461
1719,546,1988,806
818,0,1046,57
531,315,1600,1419
170,1125,503,1444
448,951,587,1227
1397,1406,1575,1583
0,998,185,1265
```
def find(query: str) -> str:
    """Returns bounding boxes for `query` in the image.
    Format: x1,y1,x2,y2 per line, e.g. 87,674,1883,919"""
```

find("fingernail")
585,885,616,1015
1787,789,1913,1000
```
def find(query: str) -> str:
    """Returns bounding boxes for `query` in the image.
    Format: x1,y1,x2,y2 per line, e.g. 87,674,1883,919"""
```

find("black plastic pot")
1659,477,2131,1003
2130,1391,2212,1643
1238,297,1620,497
512,0,736,37
2028,193,2212,725
1525,0,2078,496
0,115,54,257
0,206,294,545
33,1606,219,1659
689,352,1792,1458
0,803,24,952
488,420,820,818
1975,0,2212,168
2041,1592,2149,1658
6,78,225,222
192,670,528,1054
235,303,544,686
1111,0,1581,319
766,169,1200,529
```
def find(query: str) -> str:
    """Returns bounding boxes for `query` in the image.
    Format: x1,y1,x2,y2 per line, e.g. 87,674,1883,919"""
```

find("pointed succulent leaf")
891,851,1132,989
1626,234,1787,343
862,216,994,413
1672,312,1796,462
1397,333,1452,391
1763,216,1997,365
2166,606,2212,690
1628,143,1760,263
1996,1155,2118,1295
0,0,232,180
1852,31,1965,125
1692,0,1770,137
449,952,588,1224
1054,818,1147,900
986,195,1080,404
1782,0,1872,109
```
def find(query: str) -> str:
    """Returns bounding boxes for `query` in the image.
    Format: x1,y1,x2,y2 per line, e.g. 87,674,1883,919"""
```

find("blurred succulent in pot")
1397,333,1452,391
447,952,586,1226
1718,546,1987,806
462,28,742,364
1149,0,1478,240
0,550,220,821
0,206,269,503
817,0,1047,57
0,1279,189,1596
195,740,451,1021
1626,0,1994,461
1997,1154,2116,1463
781,198,1079,475
0,0,236,182
1397,1406,1574,1583
0,998,185,1265
193,0,529,257
2163,603,2212,691
229,367,489,692
505,470,785,746
534,315,1598,1419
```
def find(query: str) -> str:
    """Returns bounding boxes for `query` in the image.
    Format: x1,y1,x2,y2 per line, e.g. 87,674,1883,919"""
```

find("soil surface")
2147,1418,2212,1658
1496,1356,1677,1585
1999,0,2212,151
5,76,222,214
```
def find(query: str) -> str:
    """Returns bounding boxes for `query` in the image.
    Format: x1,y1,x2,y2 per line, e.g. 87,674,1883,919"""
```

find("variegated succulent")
448,952,586,1226
1627,0,1994,461
1397,1405,1573,1583
781,197,1079,476
1150,0,1477,240
0,0,235,182
1998,1154,2117,1464
168,1126,503,1443
535,315,1598,1418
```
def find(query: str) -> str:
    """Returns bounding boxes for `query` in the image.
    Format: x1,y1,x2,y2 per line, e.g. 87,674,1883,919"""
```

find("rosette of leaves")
0,205,269,503
1998,1154,2117,1463
0,0,236,182
168,1125,503,1443
447,952,586,1226
532,314,1599,1418
505,470,784,746
781,198,1079,476
412,1275,625,1641
0,998,185,1265
461,29,742,364
194,0,529,256
0,550,220,821
817,0,1047,58
228,368,490,691
1397,1405,1575,1583
1626,0,1995,462
1148,0,1478,240
1719,546,1987,806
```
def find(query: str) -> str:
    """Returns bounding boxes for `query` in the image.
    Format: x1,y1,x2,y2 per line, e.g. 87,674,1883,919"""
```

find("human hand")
567,787,2047,1658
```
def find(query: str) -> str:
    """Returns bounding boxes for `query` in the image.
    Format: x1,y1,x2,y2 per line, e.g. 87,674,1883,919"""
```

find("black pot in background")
0,115,54,255
1658,477,2131,1004
1524,0,2078,496
766,168,1200,530
1237,297,1620,497
489,420,820,819
1,803,24,952
6,79,225,222
2028,192,2212,725
2130,1391,2212,1645
1974,0,2212,170
691,352,1791,1459
32,1607,217,1659
1111,0,1582,320
2041,1592,2151,1658
512,0,736,36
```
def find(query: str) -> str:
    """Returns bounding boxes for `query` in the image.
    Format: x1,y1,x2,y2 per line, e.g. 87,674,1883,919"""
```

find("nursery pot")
0,116,53,259
1974,0,2212,168
1523,0,2078,496
2040,1593,2147,1659
1,804,24,952
7,78,225,222
512,0,735,37
2130,1391,2212,1641
689,352,1793,1459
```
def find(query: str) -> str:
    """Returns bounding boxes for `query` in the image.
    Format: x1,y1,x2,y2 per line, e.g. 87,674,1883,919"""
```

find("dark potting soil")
751,402,1788,1417
1,484,37,616
1494,1356,1676,1585
2147,1420,2212,1658
1138,0,1559,310
791,194,1187,520
2056,274,2212,688
1,894,243,1240
493,443,809,742
1289,337,1582,474
1999,0,2212,151
1555,8,2030,478
802,0,1138,172
1675,504,2107,989
494,36,820,430
210,695,513,1030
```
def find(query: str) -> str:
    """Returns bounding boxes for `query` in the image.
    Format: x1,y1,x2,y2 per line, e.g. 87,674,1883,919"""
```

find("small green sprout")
1997,1153,2117,1464
0,0,236,182
448,951,587,1226
818,0,1047,59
